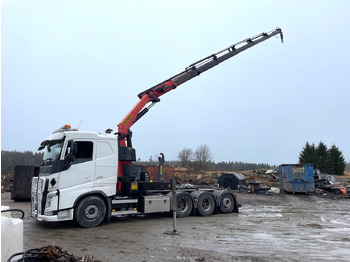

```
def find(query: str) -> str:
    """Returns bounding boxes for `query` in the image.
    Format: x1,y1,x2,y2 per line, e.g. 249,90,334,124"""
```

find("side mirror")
67,140,78,162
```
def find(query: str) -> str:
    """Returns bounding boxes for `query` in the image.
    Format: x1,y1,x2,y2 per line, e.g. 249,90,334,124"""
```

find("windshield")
42,139,64,163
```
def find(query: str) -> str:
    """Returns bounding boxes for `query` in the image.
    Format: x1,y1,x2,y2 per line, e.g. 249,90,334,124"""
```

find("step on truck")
31,28,283,227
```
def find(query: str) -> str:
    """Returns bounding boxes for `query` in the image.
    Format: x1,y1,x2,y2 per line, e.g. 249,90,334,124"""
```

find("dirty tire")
75,196,106,228
219,193,234,213
176,192,193,218
197,194,215,216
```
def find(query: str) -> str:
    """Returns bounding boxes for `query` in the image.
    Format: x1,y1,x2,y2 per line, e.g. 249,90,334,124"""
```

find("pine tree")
299,142,347,175
316,141,328,172
299,142,318,165
326,145,346,175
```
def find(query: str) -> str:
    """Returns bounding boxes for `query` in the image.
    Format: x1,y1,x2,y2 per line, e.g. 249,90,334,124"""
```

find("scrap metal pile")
314,170,350,198
7,245,99,262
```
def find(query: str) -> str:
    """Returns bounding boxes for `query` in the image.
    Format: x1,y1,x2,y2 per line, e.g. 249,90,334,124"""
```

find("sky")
1,0,349,165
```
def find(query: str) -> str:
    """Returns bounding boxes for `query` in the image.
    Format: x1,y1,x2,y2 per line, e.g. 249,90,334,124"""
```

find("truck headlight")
46,195,53,208
45,191,58,210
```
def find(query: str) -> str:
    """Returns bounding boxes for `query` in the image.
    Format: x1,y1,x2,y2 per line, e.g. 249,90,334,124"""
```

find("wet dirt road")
2,192,350,262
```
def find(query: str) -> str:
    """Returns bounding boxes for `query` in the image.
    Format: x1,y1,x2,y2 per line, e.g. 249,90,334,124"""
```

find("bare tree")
178,148,194,168
194,144,213,170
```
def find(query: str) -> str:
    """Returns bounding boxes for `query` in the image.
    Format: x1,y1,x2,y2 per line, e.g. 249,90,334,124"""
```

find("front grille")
31,177,39,218
31,177,48,216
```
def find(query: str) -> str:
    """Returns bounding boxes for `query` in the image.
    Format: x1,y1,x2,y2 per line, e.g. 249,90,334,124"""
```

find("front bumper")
32,176,74,222
36,208,74,222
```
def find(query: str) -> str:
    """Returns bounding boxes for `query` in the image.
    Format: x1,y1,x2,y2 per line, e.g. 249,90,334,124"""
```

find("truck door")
58,140,95,210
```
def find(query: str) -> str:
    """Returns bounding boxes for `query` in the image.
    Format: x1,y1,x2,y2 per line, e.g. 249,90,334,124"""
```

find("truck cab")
31,125,118,224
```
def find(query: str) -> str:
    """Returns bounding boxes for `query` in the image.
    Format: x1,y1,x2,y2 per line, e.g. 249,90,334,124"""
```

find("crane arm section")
117,28,283,147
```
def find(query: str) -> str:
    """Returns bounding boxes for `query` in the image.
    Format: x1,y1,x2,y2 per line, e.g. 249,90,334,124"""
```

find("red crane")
116,28,283,178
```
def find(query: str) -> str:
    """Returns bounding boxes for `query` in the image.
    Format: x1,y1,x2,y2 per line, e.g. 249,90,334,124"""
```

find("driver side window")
66,141,93,164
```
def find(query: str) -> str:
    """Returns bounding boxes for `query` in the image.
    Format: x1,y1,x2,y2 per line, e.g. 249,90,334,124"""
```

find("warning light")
52,124,74,134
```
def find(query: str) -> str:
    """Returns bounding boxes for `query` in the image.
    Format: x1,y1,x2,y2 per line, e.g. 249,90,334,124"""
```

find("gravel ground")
2,191,350,262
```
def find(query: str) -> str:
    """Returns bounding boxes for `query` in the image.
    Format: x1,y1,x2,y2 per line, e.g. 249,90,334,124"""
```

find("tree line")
299,142,347,175
137,144,276,171
137,158,275,171
176,145,276,170
346,162,350,172
1,150,44,175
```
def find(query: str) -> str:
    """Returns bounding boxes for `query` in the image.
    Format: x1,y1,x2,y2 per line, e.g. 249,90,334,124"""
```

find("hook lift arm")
117,27,283,147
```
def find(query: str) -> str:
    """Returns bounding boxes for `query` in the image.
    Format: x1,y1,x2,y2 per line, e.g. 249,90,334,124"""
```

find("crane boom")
117,28,283,147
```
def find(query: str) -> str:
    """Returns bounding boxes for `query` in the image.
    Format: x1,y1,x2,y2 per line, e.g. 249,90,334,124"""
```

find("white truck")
31,28,283,227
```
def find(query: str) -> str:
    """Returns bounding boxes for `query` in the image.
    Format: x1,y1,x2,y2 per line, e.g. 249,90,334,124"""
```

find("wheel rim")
222,197,232,209
178,199,188,212
202,198,211,211
84,204,99,220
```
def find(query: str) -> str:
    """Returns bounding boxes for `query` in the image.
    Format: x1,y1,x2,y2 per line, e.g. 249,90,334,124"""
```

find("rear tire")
219,193,234,213
75,196,106,228
176,192,193,218
197,193,215,216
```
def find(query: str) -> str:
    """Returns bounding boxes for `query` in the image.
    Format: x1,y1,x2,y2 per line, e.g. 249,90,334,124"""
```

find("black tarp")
218,173,246,189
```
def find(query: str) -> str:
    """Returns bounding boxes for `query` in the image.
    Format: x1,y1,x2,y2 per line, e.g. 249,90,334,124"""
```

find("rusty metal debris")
8,245,76,261
7,245,99,262
313,169,350,198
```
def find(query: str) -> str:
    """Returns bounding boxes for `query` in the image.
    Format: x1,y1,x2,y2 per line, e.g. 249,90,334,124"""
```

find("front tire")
75,196,106,228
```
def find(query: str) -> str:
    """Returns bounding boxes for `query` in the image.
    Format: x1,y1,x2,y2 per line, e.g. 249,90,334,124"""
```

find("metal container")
138,195,170,214
12,165,40,201
143,166,175,182
279,164,314,194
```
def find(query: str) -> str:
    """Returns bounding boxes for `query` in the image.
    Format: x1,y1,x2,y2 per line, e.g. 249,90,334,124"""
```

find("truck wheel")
219,193,234,213
176,192,193,218
75,196,106,228
197,194,215,216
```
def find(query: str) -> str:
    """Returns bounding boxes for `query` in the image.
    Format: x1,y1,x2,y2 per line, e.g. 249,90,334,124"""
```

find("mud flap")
106,197,112,223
